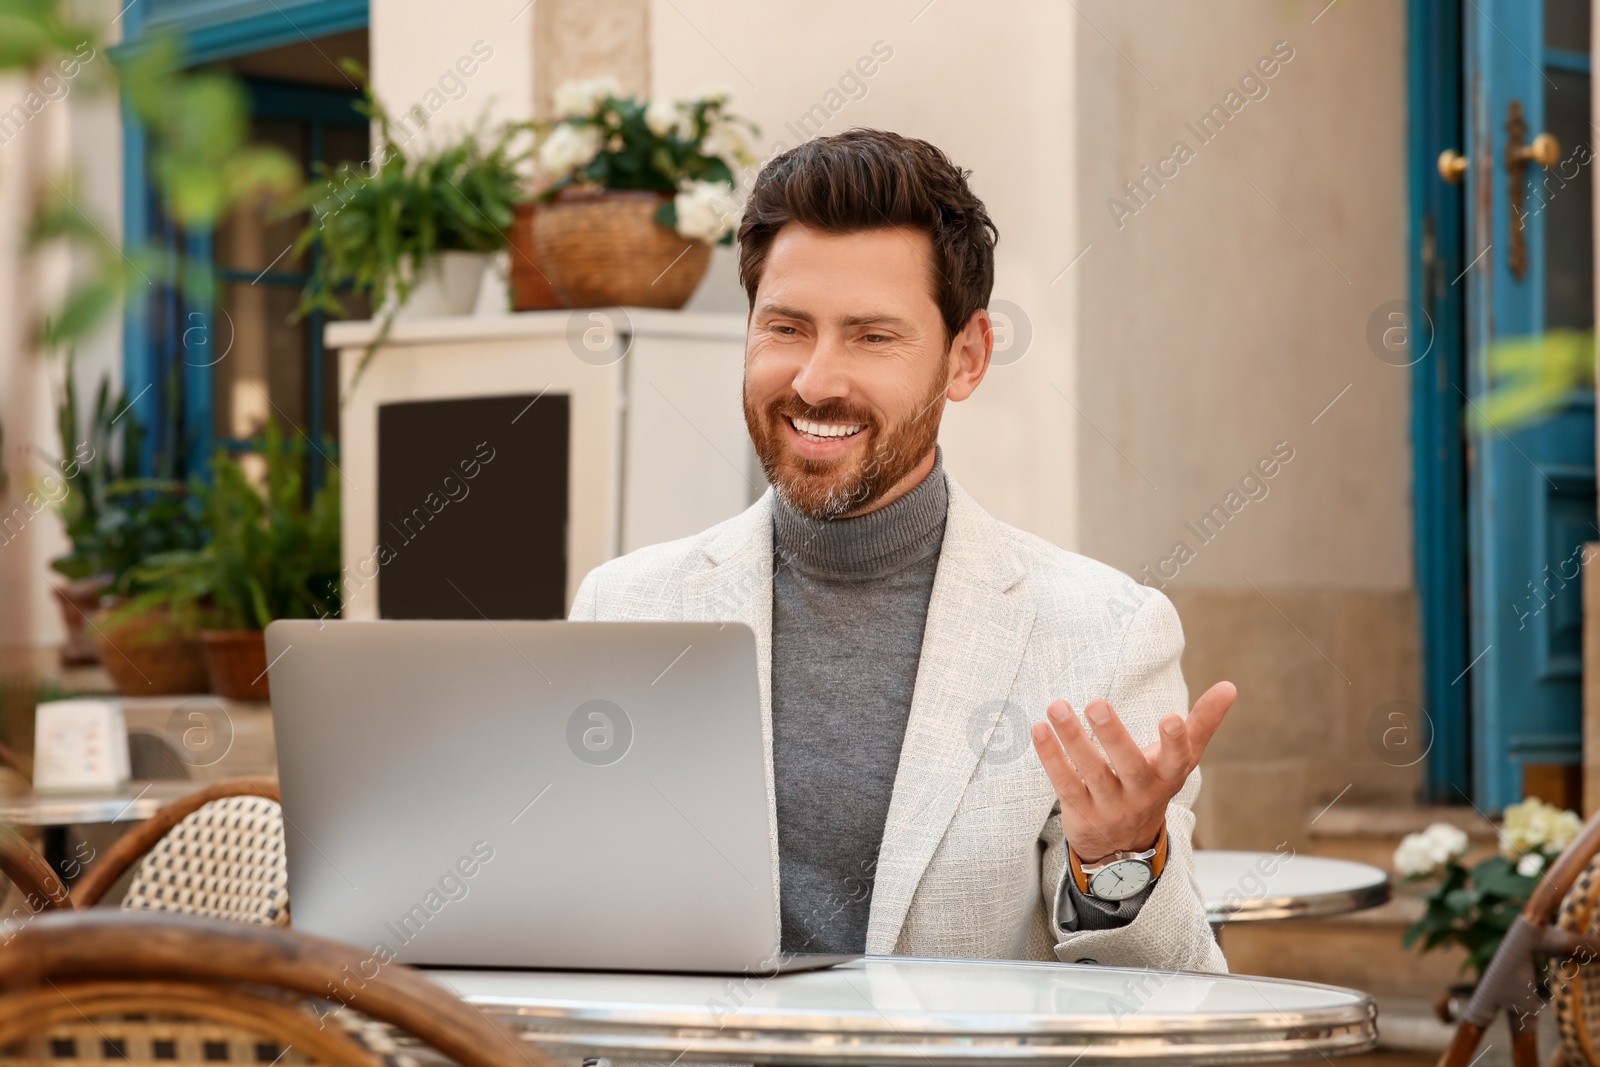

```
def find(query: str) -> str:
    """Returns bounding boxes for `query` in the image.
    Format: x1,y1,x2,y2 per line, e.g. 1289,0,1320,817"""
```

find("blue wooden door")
1465,0,1595,809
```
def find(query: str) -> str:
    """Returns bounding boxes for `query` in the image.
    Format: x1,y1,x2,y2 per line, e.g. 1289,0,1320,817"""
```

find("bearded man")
570,128,1233,971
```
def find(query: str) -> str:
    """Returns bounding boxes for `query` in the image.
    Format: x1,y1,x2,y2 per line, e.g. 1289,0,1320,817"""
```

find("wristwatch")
1068,822,1168,902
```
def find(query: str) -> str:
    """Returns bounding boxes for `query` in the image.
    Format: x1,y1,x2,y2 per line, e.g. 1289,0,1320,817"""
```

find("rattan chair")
0,825,69,913
0,777,286,920
1437,807,1600,1067
0,910,554,1067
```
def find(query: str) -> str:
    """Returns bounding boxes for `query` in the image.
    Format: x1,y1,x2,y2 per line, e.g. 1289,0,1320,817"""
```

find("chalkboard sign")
376,393,569,620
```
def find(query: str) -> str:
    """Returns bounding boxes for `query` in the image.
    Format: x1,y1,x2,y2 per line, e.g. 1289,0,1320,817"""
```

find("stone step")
1220,909,1468,1000
1302,804,1499,869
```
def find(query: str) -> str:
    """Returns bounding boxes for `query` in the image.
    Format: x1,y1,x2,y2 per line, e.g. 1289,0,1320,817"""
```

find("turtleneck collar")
771,446,949,582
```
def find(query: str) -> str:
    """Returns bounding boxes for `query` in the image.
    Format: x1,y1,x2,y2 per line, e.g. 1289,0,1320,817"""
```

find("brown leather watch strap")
1149,819,1169,879
1068,842,1092,894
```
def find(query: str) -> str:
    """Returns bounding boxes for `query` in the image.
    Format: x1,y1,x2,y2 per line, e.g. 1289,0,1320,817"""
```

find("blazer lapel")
679,491,783,937
680,490,777,729
865,478,1037,953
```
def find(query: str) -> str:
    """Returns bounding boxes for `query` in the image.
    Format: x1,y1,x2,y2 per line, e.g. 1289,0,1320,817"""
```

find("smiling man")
571,128,1233,972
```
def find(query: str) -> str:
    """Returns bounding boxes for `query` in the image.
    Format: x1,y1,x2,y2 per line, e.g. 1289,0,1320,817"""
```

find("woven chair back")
120,794,290,926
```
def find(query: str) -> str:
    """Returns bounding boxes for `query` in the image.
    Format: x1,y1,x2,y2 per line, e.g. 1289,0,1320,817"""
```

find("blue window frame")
118,0,368,480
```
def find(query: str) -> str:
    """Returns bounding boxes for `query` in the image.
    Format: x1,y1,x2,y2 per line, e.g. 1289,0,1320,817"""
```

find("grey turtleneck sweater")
769,447,1147,954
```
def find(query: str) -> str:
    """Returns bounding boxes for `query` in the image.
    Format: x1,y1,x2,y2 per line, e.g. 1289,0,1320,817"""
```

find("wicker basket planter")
509,201,563,311
533,189,712,309
199,629,271,703
91,609,210,696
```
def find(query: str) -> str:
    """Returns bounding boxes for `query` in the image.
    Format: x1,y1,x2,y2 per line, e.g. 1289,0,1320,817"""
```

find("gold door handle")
1512,131,1561,168
1438,150,1468,183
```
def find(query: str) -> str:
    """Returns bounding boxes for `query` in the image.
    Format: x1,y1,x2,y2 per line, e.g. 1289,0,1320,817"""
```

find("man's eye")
863,333,889,344
771,324,797,335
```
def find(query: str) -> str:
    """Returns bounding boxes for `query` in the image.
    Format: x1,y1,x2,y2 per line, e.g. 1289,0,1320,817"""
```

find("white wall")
652,0,1081,551
0,11,125,671
370,0,536,149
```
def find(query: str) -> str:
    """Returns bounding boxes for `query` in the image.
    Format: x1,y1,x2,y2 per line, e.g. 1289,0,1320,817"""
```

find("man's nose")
791,333,851,406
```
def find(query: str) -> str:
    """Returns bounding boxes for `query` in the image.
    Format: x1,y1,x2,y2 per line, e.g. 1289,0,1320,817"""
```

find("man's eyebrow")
838,312,914,330
754,303,914,330
754,302,814,322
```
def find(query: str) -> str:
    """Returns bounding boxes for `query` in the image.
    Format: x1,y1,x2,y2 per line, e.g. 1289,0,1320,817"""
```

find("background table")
0,780,199,828
432,954,1377,1065
0,780,201,886
1194,850,1391,925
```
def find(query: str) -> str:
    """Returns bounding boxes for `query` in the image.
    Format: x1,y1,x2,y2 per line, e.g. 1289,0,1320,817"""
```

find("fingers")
1046,700,1119,794
1185,680,1236,754
1081,700,1154,788
1149,714,1193,783
1030,715,1091,808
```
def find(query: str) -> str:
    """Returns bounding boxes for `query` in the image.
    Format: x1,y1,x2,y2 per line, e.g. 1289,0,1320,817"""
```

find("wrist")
1067,820,1169,899
1072,819,1166,866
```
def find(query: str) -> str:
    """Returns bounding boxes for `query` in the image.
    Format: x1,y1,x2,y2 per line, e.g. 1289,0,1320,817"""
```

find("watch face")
1088,859,1152,901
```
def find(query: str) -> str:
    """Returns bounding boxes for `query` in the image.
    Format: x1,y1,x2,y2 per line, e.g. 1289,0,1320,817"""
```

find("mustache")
768,398,877,429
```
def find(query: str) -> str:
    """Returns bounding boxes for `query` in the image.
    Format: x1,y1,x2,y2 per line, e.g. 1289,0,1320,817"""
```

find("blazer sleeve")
1041,588,1228,974
569,566,601,620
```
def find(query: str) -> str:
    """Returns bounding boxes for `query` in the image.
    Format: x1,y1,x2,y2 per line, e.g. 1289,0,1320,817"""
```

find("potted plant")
48,367,126,665
1397,798,1583,1019
293,71,531,385
49,364,206,679
126,422,340,702
91,563,213,697
530,78,757,309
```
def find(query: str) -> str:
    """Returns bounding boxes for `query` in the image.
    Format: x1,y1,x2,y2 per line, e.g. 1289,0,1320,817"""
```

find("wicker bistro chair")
0,827,69,913
1437,806,1600,1067
71,777,286,916
0,910,554,1067
0,777,287,922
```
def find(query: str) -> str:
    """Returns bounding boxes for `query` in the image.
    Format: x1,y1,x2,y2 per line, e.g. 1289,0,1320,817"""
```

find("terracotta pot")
533,189,712,309
53,574,113,666
91,609,210,696
509,201,563,311
199,629,271,703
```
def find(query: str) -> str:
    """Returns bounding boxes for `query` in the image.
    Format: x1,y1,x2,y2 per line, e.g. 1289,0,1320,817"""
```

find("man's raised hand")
1029,681,1236,864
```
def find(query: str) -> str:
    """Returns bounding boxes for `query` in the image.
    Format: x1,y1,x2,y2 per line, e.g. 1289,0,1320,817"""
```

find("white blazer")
570,474,1227,974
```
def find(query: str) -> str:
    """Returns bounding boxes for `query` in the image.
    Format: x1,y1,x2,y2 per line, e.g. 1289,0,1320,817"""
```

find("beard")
744,361,948,520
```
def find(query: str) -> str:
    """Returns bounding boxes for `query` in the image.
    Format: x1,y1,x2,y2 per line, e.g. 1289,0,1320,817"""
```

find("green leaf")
40,281,118,350
1472,330,1596,433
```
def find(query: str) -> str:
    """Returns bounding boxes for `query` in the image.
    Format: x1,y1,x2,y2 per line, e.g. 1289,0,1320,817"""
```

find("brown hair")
736,129,998,343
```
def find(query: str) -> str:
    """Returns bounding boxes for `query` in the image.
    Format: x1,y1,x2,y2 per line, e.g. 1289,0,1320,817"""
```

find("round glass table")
431,954,1377,1065
1194,850,1391,925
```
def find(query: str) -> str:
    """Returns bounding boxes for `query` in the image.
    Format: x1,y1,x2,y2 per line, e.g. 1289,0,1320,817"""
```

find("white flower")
1500,797,1583,858
1393,822,1470,878
702,120,756,168
538,123,604,177
552,77,622,120
673,180,739,243
1518,852,1545,877
645,99,681,138
690,83,733,107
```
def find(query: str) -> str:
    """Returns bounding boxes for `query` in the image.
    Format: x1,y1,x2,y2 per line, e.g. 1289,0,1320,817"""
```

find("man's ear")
946,308,993,402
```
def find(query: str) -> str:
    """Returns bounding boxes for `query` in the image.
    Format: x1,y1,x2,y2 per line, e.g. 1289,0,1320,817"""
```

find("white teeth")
792,417,865,440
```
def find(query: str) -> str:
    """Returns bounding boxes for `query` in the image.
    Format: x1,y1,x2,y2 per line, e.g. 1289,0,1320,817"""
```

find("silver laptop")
267,619,849,974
